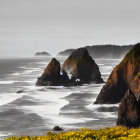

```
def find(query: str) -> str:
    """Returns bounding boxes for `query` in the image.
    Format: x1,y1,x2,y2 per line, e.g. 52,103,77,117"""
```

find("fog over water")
0,0,140,57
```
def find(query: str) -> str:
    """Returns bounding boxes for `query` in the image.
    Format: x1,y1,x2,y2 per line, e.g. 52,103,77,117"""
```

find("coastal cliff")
94,43,140,104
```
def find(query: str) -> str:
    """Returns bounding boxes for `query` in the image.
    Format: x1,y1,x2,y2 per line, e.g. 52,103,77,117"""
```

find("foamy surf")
11,73,20,76
0,57,122,139
0,81,17,84
21,92,72,126
0,92,25,107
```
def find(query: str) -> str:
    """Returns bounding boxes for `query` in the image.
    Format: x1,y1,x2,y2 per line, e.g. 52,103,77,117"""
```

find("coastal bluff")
94,43,140,104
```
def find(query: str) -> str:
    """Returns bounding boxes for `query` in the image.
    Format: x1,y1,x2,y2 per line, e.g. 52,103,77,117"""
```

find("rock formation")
116,89,140,128
36,48,104,86
36,58,69,86
53,126,63,131
62,48,104,84
35,52,51,56
95,43,140,104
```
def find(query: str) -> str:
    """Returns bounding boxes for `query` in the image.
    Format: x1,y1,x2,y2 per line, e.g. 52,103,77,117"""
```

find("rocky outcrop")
62,48,104,84
35,52,51,56
36,58,69,86
16,90,25,94
53,126,63,131
58,45,133,58
94,43,140,104
36,48,104,86
116,89,140,128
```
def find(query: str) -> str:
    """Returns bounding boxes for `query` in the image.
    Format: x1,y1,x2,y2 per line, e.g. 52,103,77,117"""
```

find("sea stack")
116,89,140,128
62,48,104,84
36,58,69,86
94,43,140,104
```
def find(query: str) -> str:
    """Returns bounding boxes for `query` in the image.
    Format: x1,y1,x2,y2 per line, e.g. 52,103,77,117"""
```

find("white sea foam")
98,64,104,66
86,104,119,110
35,62,48,65
24,68,41,70
0,92,25,106
0,81,16,84
22,70,38,74
101,72,111,75
21,91,75,125
23,85,43,90
100,112,117,118
19,66,26,69
21,89,100,125
0,132,12,137
0,80,36,85
11,72,20,76
0,132,13,140
29,91,72,102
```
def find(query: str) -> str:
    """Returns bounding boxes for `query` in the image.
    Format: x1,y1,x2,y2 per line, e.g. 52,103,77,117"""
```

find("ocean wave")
86,103,119,110
0,92,25,107
10,72,20,76
0,81,17,84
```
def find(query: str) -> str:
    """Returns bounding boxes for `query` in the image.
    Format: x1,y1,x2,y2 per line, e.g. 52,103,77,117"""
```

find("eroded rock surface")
117,89,140,128
36,58,69,86
95,44,140,104
62,48,104,84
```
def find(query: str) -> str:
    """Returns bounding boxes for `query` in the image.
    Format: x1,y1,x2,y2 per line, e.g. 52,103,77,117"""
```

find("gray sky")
0,0,140,57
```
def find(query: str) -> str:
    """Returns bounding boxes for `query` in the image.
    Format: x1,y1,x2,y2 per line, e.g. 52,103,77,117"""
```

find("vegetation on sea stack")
5,126,140,140
122,43,140,65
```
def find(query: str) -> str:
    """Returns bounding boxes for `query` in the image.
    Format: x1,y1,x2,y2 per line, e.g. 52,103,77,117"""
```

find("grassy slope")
5,126,140,140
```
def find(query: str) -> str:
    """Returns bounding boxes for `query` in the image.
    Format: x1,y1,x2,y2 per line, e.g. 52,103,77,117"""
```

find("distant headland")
57,44,134,59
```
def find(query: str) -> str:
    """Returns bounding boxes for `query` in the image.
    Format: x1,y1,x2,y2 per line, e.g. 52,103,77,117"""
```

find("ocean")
0,57,121,139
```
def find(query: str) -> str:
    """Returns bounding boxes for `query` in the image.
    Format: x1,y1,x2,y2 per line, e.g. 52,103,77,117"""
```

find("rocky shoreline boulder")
116,89,140,128
94,44,140,104
36,58,69,86
53,126,63,131
62,48,104,84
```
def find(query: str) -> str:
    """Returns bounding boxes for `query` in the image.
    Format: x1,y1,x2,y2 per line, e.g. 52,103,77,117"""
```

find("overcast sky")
0,0,140,57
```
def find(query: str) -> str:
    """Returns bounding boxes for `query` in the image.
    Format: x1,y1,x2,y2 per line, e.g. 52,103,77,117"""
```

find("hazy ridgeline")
58,44,134,58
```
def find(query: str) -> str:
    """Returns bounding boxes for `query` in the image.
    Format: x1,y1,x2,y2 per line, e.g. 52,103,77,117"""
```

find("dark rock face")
36,58,69,86
16,90,24,94
95,44,140,104
53,126,63,131
117,89,140,128
35,52,51,56
36,48,104,86
62,48,104,84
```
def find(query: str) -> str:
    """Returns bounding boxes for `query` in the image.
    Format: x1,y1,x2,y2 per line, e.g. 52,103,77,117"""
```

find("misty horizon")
0,0,140,57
